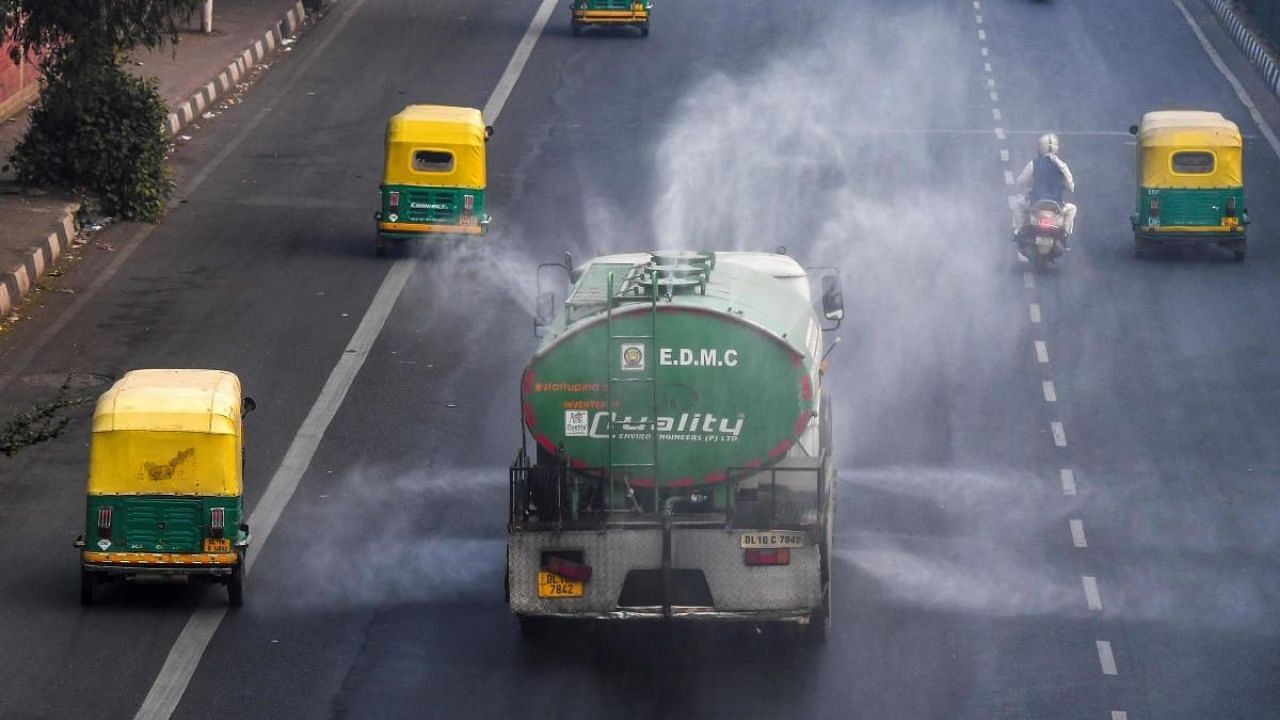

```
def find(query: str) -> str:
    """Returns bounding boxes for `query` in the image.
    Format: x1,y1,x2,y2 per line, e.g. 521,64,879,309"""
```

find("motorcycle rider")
1012,133,1077,246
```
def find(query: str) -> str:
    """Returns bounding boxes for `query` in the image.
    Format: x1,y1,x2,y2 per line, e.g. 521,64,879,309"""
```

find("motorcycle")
1015,199,1067,271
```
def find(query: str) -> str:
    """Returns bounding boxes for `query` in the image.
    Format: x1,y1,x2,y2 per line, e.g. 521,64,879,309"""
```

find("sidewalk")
0,0,311,319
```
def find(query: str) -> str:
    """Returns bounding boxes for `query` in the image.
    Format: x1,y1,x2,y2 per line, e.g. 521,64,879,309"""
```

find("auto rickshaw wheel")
80,570,96,607
227,560,245,607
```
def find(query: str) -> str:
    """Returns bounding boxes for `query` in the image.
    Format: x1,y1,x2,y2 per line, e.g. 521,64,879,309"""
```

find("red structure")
0,42,41,120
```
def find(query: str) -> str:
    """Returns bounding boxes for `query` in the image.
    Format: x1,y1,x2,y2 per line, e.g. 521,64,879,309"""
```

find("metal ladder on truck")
604,267,660,516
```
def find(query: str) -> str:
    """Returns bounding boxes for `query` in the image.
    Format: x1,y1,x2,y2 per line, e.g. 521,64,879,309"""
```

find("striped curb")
0,202,79,318
1204,0,1280,98
165,1,307,137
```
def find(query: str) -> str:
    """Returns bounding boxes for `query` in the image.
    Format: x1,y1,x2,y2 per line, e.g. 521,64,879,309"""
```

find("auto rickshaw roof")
1137,111,1242,147
387,105,487,147
92,369,243,436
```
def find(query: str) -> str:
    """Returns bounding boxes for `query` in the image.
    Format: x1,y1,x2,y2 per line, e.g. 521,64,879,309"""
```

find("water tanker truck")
507,250,844,632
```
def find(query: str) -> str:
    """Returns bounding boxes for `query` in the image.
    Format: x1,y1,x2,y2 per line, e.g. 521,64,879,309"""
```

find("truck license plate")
537,571,583,598
740,531,808,549
203,538,231,552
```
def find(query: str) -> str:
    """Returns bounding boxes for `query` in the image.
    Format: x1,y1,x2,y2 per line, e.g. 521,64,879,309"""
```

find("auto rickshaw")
375,104,492,256
1129,110,1249,261
75,369,255,606
571,0,652,36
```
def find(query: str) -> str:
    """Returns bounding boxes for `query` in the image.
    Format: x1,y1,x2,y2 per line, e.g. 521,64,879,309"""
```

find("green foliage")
1,0,200,221
12,55,173,221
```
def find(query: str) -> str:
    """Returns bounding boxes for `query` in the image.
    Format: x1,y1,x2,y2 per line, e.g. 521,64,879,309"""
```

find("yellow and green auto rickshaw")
75,369,255,606
1129,110,1249,261
571,0,651,36
375,104,492,256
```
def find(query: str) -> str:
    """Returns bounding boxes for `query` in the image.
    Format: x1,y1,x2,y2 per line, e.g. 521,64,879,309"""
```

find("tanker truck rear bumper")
507,526,826,622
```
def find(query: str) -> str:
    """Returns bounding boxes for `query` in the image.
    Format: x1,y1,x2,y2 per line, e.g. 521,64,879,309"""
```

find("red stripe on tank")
794,409,812,435
534,433,555,454
668,477,695,488
801,374,812,402
767,439,792,459
522,368,535,395
523,403,535,428
570,458,586,469
704,471,726,484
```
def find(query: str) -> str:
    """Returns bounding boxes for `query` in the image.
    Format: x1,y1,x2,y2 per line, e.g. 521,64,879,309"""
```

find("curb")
1204,0,1280,99
0,202,79,318
165,1,308,137
2,1,308,319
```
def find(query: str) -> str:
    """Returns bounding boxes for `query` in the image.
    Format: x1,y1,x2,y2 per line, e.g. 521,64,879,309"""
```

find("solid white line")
1083,576,1102,610
1052,421,1066,446
1172,0,1280,161
1061,468,1076,495
1004,169,1015,185
1029,303,1041,322
483,0,559,123
1097,640,1118,675
132,0,553,716
1042,380,1057,402
1023,271,1034,289
1070,518,1087,547
1035,340,1049,363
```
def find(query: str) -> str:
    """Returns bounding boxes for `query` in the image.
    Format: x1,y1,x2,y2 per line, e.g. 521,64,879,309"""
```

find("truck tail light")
1225,196,1237,218
210,507,225,539
1148,197,1159,220
97,506,113,540
543,555,592,582
388,191,400,211
744,548,790,566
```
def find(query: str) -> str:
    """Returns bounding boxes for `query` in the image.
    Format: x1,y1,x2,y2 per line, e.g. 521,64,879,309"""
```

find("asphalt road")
0,0,1278,717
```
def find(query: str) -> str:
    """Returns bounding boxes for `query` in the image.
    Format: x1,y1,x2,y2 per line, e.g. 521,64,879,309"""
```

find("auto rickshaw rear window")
413,150,454,173
1172,151,1215,174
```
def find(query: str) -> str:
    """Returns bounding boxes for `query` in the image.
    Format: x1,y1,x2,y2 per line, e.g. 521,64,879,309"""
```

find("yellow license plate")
203,538,231,552
537,571,583,598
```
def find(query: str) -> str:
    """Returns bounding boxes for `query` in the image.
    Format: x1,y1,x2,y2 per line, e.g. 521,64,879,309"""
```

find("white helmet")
1038,133,1060,156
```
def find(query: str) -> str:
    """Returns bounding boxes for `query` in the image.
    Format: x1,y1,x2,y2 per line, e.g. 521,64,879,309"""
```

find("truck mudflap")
507,527,825,621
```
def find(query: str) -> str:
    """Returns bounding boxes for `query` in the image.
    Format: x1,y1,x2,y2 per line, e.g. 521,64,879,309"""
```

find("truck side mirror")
242,397,256,416
821,275,845,323
534,292,556,335
1128,124,1138,136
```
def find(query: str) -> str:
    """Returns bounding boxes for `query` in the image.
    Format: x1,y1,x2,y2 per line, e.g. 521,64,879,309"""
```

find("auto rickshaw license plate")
203,538,231,552
537,571,583,598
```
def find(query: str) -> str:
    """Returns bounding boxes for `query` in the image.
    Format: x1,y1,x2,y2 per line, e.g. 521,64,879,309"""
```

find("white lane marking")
1004,169,1015,185
1070,518,1088,547
1097,640,1118,675
990,91,999,102
981,47,989,57
1035,340,1049,363
1023,271,1035,289
483,0,558,122
1083,576,1102,610
1052,421,1067,446
983,61,992,73
987,77,996,88
1042,380,1057,402
1008,194,1020,211
1029,303,1041,322
1112,712,1128,720
994,126,1006,139
978,29,986,40
973,0,981,9
1061,468,1076,495
1000,148,1010,162
1172,0,1280,161
976,14,983,24
992,107,1002,121
132,0,557,715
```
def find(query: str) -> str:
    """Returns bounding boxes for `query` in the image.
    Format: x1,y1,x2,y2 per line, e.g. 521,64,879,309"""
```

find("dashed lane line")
1082,576,1102,610
994,126,1005,140
1029,303,1041,323
1112,712,1129,720
1004,169,1015,185
1061,468,1076,495
1035,340,1049,363
1042,380,1057,402
1097,640,1118,676
1023,271,1035,289
1070,518,1088,548
1051,420,1066,446
992,107,1002,121
978,29,986,41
